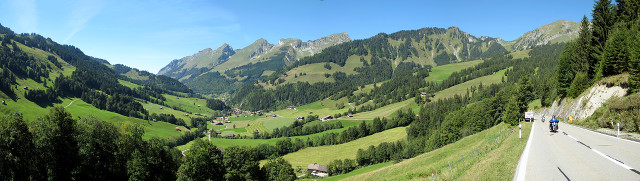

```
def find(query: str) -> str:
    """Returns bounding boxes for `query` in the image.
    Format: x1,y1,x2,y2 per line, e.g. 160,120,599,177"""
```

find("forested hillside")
229,26,508,111
557,0,640,97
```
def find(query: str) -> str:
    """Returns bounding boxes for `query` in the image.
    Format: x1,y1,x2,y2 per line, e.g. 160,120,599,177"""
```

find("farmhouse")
320,115,333,122
287,106,296,109
347,113,353,117
175,127,180,131
297,116,304,120
307,163,328,177
420,92,428,96
213,121,223,125
225,134,235,138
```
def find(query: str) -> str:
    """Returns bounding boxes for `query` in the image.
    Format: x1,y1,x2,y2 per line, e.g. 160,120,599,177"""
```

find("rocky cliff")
540,84,627,120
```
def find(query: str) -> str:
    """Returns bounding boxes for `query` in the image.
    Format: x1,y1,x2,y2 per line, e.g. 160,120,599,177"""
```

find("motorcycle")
549,121,558,132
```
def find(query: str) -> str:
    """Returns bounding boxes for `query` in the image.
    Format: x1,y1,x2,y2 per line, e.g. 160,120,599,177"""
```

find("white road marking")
561,129,640,175
515,123,534,181
563,123,640,145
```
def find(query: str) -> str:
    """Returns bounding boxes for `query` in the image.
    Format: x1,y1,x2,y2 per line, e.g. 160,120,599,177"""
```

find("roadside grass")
458,122,531,180
432,68,506,101
424,60,483,83
342,122,530,180
276,127,407,173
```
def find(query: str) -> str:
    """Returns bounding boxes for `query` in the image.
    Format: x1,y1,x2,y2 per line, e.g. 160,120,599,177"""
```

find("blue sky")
0,0,594,73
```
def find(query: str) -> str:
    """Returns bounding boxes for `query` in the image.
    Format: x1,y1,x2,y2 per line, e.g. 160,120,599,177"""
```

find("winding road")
514,115,640,180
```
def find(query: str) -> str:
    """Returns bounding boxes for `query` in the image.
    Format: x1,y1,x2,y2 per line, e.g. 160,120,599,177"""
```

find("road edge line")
563,123,640,144
514,122,534,181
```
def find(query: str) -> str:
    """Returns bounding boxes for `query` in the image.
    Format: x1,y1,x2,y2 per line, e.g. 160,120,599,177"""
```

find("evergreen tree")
591,0,615,70
502,95,521,126
598,27,630,78
628,20,640,94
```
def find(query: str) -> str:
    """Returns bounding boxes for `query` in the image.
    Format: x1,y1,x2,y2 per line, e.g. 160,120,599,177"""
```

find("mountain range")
158,20,579,96
158,33,351,81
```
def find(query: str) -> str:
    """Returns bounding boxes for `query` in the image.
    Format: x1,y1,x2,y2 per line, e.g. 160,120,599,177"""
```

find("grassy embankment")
342,122,530,180
267,127,407,174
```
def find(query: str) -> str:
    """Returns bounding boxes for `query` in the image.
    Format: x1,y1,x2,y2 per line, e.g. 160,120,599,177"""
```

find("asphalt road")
514,115,640,181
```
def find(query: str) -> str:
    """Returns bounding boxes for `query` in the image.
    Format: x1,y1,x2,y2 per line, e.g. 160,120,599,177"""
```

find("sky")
0,0,595,74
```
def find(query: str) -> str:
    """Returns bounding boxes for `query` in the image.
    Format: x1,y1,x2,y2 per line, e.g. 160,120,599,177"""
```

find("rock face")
500,20,579,51
541,84,627,120
157,33,351,81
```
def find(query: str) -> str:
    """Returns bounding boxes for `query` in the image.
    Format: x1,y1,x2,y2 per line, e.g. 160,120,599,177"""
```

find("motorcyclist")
549,115,559,132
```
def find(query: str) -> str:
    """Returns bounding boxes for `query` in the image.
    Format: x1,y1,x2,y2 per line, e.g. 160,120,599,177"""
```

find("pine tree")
576,16,597,76
557,42,576,96
615,0,640,24
599,27,629,78
628,20,640,93
591,0,615,72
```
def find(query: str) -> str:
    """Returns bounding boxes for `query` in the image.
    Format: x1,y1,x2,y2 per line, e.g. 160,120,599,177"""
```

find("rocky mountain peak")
501,19,579,51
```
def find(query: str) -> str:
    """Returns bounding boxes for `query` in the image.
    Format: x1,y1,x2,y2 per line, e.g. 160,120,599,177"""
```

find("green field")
424,60,483,83
143,102,205,121
432,68,507,101
509,49,532,59
202,119,371,150
163,94,215,116
118,79,142,89
348,98,417,119
0,97,183,139
343,122,529,180
273,97,350,118
277,55,365,85
277,127,407,172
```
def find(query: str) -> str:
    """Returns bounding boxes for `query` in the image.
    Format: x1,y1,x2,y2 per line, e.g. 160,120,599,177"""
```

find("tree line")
557,0,640,96
0,107,298,181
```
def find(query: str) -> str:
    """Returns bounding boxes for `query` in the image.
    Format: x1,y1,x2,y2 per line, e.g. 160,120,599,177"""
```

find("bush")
568,72,591,98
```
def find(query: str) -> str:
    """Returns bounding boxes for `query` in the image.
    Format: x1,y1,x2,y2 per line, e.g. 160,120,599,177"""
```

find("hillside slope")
0,24,197,140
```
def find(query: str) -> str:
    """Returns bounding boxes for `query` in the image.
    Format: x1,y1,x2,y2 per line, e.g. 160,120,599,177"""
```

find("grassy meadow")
273,127,407,173
341,122,530,180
